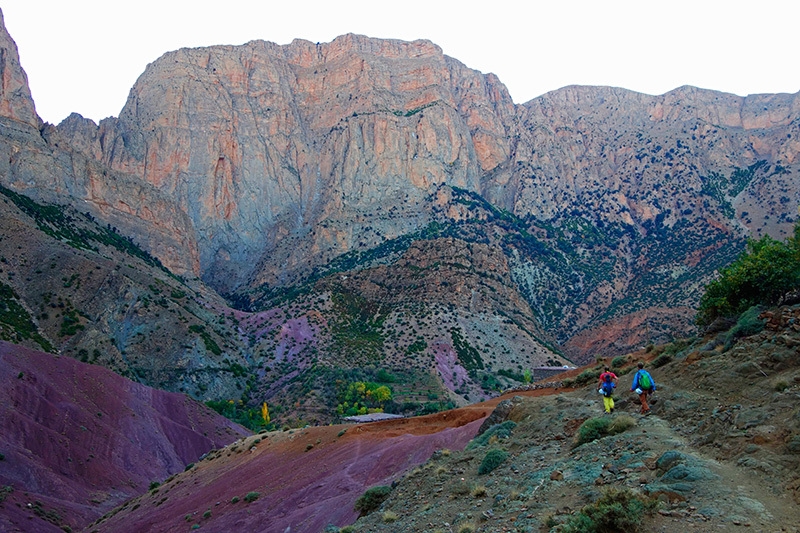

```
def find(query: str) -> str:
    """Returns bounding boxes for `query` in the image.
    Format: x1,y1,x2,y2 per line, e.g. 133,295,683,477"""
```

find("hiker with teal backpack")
598,367,618,414
631,362,656,414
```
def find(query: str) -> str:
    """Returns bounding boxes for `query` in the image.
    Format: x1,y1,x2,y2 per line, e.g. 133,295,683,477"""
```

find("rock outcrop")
0,9,39,129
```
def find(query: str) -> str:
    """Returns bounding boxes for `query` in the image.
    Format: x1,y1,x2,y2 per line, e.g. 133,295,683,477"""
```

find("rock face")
506,85,800,232
0,10,38,129
0,10,200,277
69,35,515,293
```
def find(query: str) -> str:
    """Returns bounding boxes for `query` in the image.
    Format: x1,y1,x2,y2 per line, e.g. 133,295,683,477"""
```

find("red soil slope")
0,341,250,533
90,388,567,533
90,406,493,533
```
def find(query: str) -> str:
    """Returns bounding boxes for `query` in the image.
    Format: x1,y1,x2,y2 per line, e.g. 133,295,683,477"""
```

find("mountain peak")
0,8,40,129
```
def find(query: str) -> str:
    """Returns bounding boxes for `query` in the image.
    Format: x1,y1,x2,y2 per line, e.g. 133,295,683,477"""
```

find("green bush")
697,225,800,326
478,449,509,475
574,417,611,447
575,368,601,385
244,492,260,503
354,485,392,516
467,421,516,450
148,481,160,491
731,305,767,338
651,353,673,368
574,415,636,447
610,356,627,368
561,488,658,532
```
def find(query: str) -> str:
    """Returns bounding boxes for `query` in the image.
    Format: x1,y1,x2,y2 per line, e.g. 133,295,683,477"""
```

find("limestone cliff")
71,35,515,292
0,10,200,277
0,9,38,129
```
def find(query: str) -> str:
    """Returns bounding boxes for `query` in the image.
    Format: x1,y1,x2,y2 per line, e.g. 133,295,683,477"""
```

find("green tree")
336,381,392,415
697,222,800,326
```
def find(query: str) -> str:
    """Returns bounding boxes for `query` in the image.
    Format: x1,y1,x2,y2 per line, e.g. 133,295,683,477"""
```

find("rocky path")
352,329,800,532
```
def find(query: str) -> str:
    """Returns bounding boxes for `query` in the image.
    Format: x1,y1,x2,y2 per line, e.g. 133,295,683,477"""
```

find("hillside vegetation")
347,303,800,532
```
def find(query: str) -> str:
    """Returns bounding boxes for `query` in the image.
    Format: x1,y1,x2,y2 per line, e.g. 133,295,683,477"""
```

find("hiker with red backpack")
598,366,618,414
631,362,656,414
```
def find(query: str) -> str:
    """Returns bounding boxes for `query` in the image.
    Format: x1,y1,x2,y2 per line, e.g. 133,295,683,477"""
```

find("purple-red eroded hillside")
0,341,250,532
89,407,492,533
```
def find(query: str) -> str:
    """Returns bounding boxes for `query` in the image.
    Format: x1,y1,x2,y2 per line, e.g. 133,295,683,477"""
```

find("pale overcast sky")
3,0,799,125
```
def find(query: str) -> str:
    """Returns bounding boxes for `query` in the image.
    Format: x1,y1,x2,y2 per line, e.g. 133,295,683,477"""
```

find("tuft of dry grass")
456,521,476,533
471,484,487,497
608,415,636,434
382,510,399,523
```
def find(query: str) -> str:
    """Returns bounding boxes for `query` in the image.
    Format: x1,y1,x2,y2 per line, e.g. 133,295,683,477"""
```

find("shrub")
651,353,673,368
354,485,392,516
697,226,800,326
231,496,240,503
575,368,601,385
467,420,516,449
731,306,766,338
575,415,636,447
184,463,195,472
774,380,789,392
340,527,355,533
244,492,260,503
382,510,399,522
0,453,4,461
610,356,627,368
561,488,658,532
478,449,509,475
148,481,160,491
202,510,211,519
574,417,611,447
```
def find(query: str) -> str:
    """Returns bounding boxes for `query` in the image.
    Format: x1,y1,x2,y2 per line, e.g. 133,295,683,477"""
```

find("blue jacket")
631,369,656,392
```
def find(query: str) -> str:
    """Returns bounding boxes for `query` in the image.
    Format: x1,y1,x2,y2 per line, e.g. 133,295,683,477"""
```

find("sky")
3,0,799,125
